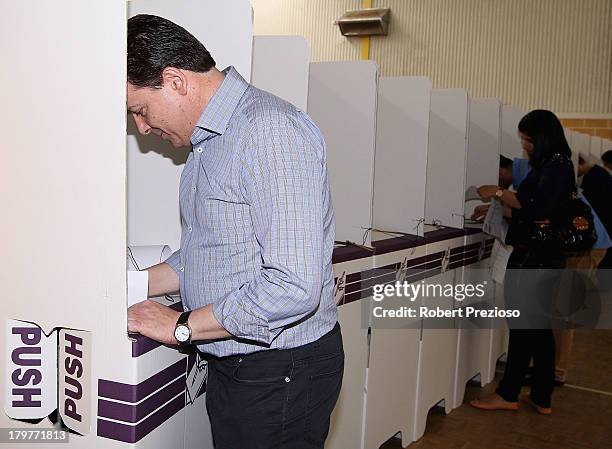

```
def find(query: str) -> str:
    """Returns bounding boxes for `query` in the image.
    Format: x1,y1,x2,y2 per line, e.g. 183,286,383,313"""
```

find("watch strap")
177,310,192,326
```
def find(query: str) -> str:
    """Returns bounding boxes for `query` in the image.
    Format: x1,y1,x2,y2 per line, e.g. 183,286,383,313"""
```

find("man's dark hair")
518,109,572,170
127,14,216,88
499,154,513,170
603,150,612,164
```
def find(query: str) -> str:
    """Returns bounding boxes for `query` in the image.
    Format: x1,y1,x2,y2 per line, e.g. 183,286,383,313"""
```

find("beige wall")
252,0,612,115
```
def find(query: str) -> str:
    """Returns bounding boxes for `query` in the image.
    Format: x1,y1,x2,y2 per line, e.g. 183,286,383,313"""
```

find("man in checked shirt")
126,14,343,449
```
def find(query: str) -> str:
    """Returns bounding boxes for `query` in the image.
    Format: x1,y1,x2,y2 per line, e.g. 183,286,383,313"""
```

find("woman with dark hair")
471,110,576,414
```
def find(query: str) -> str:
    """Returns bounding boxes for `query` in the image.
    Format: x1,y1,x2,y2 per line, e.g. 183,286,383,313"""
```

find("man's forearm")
190,304,231,341
147,262,180,297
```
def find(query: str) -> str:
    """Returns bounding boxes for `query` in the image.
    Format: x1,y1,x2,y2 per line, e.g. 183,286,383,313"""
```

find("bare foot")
470,393,519,411
519,394,552,415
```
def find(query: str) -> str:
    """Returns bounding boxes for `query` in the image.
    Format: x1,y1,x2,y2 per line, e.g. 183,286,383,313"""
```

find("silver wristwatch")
174,311,192,345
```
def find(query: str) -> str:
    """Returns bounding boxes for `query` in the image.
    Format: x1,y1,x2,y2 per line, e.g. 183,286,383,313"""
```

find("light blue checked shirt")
165,67,337,356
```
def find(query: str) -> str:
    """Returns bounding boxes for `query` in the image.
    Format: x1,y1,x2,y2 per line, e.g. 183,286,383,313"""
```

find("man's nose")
132,114,151,135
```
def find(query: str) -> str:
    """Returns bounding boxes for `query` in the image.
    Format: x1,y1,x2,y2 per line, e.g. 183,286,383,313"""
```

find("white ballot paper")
483,199,508,241
483,200,513,284
489,239,513,285
126,245,172,307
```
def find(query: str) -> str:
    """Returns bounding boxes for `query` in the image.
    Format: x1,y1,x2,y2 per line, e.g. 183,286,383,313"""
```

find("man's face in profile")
126,77,192,148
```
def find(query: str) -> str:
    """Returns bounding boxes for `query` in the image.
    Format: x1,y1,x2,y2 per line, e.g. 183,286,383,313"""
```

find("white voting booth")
2,0,252,447
464,98,502,219
251,36,310,111
425,89,470,229
308,61,379,247
373,77,431,237
590,136,604,164
414,89,469,441
572,131,591,161
363,77,431,449
453,98,501,408
307,60,379,449
500,105,525,160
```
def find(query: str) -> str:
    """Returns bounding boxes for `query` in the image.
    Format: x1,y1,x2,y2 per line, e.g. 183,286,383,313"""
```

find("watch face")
174,325,190,343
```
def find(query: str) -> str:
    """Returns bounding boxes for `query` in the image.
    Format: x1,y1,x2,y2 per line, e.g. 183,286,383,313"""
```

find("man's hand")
471,204,490,221
128,299,181,345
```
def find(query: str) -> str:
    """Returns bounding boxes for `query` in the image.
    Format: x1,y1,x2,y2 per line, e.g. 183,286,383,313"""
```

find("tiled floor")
380,329,612,449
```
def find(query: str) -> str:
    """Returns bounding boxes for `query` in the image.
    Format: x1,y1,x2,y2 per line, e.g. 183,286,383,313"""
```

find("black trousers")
496,248,559,408
496,329,556,407
205,323,344,449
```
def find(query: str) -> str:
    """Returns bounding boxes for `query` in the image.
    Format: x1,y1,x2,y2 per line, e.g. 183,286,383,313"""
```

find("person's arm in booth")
128,250,229,344
477,185,522,210
147,257,180,297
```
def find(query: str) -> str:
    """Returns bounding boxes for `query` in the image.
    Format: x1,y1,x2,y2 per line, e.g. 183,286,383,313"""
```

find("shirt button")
180,267,185,272
192,187,197,192
188,226,193,232
197,148,203,153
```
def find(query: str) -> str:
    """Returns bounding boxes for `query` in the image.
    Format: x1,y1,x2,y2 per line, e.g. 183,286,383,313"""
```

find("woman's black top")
506,153,575,266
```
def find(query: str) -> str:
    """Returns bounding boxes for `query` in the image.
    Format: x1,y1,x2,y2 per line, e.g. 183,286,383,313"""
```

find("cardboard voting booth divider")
308,61,379,247
2,1,252,447
590,136,604,164
571,131,591,161
373,77,431,238
464,98,502,219
425,89,470,229
251,36,310,111
327,248,373,449
451,98,500,407
500,105,525,160
411,226,463,441
359,76,431,449
2,0,128,444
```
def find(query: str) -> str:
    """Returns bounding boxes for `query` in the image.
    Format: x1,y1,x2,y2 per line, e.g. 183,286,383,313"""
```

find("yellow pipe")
360,0,372,60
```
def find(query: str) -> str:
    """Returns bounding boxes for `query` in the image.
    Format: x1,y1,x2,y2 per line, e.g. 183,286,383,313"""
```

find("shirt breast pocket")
198,196,252,245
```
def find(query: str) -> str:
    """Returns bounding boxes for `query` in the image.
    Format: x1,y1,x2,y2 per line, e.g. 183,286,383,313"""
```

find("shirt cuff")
164,249,182,275
212,292,282,346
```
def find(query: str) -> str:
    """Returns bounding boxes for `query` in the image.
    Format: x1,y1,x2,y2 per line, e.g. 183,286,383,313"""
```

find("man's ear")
161,67,188,95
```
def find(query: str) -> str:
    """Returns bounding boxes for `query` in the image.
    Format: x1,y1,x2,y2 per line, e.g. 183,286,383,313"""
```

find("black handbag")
528,192,597,253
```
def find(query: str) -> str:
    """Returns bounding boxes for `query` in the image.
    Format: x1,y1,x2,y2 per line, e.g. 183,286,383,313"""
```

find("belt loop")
289,346,295,379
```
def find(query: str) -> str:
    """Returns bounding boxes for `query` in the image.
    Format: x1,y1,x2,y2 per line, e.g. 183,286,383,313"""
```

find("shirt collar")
190,66,249,145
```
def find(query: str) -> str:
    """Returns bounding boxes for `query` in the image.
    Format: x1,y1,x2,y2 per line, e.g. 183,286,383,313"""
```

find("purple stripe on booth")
346,272,362,283
424,227,465,243
97,393,185,443
98,358,186,403
371,235,426,255
332,245,373,264
97,376,186,423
